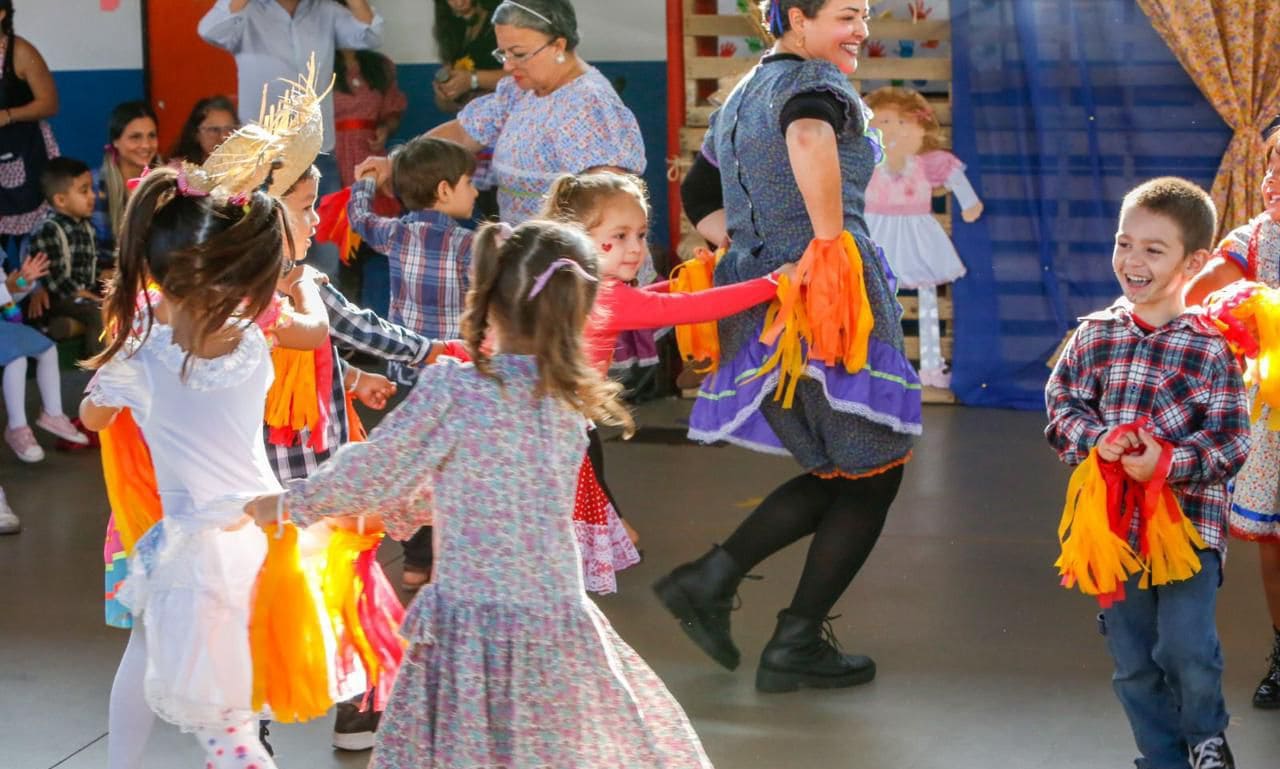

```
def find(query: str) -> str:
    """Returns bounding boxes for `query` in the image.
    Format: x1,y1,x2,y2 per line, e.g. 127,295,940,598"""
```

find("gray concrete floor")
2,373,1279,768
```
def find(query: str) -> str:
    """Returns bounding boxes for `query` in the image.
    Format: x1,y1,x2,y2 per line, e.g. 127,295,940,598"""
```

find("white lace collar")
131,321,268,391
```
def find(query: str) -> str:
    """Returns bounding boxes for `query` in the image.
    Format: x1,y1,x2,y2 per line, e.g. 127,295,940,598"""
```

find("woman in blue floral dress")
657,0,921,693
250,220,712,769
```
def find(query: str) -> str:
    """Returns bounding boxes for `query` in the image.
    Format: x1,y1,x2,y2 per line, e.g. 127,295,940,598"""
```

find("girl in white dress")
82,166,300,769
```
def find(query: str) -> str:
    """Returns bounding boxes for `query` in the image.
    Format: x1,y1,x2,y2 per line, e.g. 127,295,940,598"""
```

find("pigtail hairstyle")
87,166,287,376
540,172,650,230
461,220,634,436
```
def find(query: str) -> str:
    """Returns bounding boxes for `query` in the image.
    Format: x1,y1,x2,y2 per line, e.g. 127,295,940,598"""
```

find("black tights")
721,467,903,622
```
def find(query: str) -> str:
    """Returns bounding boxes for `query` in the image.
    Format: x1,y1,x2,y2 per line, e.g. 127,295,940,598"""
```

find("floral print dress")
285,356,713,769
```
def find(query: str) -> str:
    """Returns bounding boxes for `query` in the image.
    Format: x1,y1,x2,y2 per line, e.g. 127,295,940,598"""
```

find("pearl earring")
556,52,566,64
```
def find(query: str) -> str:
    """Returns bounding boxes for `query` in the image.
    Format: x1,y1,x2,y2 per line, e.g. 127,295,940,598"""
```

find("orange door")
144,0,238,154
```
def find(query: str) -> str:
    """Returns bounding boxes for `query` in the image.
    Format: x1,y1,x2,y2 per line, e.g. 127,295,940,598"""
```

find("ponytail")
539,172,650,231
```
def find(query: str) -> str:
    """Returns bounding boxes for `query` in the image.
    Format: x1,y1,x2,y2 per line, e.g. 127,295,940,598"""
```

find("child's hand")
1119,429,1163,482
354,156,392,188
246,494,285,529
26,286,48,319
329,514,385,535
20,252,50,282
962,202,985,223
774,262,798,282
1097,425,1140,462
352,369,396,410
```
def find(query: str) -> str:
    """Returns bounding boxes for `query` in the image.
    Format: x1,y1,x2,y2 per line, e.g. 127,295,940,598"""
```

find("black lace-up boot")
653,545,745,670
1189,733,1235,769
1252,627,1280,709
755,610,876,693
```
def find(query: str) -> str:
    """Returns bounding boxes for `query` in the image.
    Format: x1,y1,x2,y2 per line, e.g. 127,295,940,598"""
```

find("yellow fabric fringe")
321,529,384,691
1056,450,1143,599
250,523,333,722
1230,288,1280,429
1139,486,1208,589
265,346,321,435
754,232,874,408
669,246,723,374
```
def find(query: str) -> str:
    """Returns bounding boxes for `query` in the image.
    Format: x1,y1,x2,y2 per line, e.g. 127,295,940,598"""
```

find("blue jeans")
305,152,342,281
1100,550,1227,769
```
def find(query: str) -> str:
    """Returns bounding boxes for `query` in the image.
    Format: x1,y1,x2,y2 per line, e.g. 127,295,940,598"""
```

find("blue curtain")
948,0,1231,409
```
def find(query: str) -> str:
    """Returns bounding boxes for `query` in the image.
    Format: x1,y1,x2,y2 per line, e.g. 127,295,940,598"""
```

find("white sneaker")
36,412,89,445
5,427,45,462
0,490,19,535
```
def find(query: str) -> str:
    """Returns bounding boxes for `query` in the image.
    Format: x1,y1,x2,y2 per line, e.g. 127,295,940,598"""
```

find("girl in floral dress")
249,219,714,769
1187,127,1280,709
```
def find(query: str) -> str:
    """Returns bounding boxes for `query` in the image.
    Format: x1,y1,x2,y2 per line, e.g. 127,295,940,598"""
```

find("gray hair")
493,0,580,50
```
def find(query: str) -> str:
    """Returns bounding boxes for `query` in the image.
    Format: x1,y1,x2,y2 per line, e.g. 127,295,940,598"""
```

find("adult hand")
440,69,473,100
26,286,49,318
20,252,50,283
246,494,284,529
961,201,984,223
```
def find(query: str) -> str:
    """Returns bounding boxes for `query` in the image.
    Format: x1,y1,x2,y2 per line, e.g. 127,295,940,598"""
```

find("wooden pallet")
672,2,957,404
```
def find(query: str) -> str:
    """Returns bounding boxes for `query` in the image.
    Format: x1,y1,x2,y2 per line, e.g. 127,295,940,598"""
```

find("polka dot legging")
196,722,277,769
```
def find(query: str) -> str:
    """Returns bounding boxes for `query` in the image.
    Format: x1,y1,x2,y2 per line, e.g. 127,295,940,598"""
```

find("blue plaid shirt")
349,178,472,386
1045,299,1252,552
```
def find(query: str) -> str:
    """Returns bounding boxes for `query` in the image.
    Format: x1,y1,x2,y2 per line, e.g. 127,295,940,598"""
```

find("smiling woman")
425,0,646,225
93,101,159,266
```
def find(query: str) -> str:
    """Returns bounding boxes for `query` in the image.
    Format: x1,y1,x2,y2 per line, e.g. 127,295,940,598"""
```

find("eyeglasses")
491,40,552,65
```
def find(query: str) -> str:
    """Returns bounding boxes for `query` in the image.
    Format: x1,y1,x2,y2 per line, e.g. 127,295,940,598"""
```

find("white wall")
15,0,145,71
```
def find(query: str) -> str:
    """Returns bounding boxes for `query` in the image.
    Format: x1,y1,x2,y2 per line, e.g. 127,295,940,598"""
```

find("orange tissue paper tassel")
753,232,874,408
99,408,162,553
265,343,333,452
250,523,334,722
669,246,723,373
316,188,362,265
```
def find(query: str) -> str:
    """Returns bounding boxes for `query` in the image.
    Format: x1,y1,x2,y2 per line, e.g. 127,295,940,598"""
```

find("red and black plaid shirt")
1045,299,1251,552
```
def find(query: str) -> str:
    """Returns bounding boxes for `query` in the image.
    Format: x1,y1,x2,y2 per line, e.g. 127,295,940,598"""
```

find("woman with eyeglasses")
167,95,239,165
427,0,645,225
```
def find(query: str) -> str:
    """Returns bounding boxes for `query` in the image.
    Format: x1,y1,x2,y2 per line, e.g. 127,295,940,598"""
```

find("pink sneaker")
5,426,45,463
36,412,90,445
918,367,952,389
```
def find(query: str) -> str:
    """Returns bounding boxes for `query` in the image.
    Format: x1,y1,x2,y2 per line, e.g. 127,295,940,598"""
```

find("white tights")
107,627,277,769
2,346,63,430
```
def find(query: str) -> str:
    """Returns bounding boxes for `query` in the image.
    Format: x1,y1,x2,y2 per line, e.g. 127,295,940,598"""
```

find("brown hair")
865,87,946,153
1120,177,1217,255
540,172,649,231
391,136,477,210
87,167,288,376
461,219,634,435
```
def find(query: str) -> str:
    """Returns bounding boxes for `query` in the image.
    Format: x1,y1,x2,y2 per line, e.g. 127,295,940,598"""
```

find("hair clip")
527,257,598,299
767,0,785,37
499,1,554,26
493,221,515,246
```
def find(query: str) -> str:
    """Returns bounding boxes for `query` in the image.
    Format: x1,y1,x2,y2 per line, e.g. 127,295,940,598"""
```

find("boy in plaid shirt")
1046,177,1250,769
349,136,477,387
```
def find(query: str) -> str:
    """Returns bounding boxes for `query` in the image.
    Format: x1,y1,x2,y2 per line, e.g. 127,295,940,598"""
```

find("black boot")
653,545,745,670
1252,627,1280,709
755,610,876,693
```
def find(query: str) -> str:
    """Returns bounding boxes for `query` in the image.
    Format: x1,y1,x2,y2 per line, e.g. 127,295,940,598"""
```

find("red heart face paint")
602,243,613,252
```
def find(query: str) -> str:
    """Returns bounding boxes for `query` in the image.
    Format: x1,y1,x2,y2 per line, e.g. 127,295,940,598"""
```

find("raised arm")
603,275,781,333
334,0,382,49
198,0,250,53
426,120,484,154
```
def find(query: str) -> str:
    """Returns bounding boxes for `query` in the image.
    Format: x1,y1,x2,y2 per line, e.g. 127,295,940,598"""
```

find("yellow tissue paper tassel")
321,528,383,692
1233,289,1280,429
670,246,723,374
250,523,333,722
753,232,874,408
1055,449,1143,600
1139,486,1207,589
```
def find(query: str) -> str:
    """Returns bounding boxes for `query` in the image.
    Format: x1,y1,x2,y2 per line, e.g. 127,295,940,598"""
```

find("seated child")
348,136,476,387
1046,177,1250,769
0,251,89,463
26,157,104,355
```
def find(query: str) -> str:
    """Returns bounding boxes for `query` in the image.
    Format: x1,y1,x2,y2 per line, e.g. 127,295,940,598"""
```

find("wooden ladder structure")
666,0,957,404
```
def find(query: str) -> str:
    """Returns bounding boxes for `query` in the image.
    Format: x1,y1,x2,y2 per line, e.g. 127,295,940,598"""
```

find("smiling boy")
1045,177,1251,769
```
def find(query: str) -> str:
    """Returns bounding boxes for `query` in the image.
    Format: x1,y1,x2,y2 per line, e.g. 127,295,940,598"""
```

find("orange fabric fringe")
250,523,334,722
669,246,723,373
755,232,874,408
99,408,162,553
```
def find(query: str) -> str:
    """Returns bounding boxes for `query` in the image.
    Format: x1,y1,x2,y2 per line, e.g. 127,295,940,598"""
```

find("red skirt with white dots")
573,454,640,594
